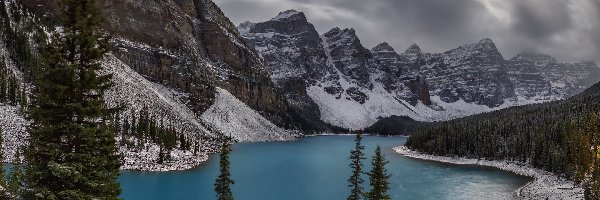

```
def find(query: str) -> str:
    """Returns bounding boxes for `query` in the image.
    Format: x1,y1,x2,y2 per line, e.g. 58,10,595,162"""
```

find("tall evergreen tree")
22,0,121,199
214,137,234,200
366,146,391,200
348,131,365,200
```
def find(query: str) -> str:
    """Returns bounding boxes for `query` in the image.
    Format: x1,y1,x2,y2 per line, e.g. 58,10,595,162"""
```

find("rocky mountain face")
506,52,600,101
240,10,600,130
241,10,430,129
420,38,516,107
371,42,431,105
20,0,299,131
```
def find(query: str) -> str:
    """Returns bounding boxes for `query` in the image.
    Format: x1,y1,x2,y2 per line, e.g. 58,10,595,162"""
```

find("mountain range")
1,1,598,170
240,9,600,130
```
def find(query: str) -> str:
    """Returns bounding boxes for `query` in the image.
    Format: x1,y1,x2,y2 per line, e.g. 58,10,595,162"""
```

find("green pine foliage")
366,146,391,200
214,137,235,200
347,131,365,200
22,0,121,199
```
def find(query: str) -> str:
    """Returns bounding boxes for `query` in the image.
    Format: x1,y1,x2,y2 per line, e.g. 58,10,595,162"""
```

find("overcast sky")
215,0,600,64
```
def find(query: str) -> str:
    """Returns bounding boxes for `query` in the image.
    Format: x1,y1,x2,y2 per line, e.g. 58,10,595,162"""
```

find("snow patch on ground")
201,87,299,142
307,83,422,130
394,146,583,200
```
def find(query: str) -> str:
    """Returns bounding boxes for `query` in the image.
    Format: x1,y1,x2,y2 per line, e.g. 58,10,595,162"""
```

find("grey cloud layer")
215,0,600,63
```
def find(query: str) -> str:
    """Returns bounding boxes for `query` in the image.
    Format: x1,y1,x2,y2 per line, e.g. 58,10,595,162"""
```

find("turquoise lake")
117,136,531,200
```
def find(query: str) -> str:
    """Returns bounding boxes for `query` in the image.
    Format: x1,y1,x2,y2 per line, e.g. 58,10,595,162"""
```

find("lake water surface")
118,136,531,200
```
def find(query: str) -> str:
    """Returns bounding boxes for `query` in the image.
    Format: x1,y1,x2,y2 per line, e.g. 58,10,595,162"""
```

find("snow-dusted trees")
115,106,196,163
0,0,42,81
0,57,26,109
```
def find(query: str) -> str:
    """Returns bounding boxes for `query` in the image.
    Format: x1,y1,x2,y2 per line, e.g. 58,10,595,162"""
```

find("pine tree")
214,137,234,200
366,146,391,200
348,131,365,200
18,84,26,113
157,145,165,164
22,0,121,199
7,75,16,106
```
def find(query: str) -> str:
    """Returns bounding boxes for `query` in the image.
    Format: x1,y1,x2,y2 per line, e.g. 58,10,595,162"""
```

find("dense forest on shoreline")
406,82,600,197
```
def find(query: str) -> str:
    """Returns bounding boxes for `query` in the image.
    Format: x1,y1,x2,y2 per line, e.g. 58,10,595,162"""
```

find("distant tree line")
406,83,600,199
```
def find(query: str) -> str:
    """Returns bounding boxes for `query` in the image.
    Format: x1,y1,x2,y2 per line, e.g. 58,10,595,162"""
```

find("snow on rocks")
0,105,28,163
393,146,584,200
201,87,299,142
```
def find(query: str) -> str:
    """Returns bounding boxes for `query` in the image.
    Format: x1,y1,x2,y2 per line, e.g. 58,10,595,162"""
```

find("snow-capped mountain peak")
272,9,303,21
405,43,422,54
372,42,396,53
478,37,494,44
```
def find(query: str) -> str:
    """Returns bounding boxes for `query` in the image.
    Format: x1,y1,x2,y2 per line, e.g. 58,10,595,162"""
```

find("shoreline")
120,133,401,172
393,146,584,200
121,134,404,172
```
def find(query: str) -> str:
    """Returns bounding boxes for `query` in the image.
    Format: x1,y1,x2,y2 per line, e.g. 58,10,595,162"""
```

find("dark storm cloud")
512,1,572,39
215,0,600,63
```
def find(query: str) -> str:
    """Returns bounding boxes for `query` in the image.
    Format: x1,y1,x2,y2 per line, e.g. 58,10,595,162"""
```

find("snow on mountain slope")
0,105,28,163
0,40,30,163
201,88,299,142
307,83,422,130
103,53,213,138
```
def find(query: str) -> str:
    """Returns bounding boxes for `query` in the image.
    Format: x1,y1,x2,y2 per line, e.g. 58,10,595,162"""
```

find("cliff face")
21,0,297,129
420,39,516,107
